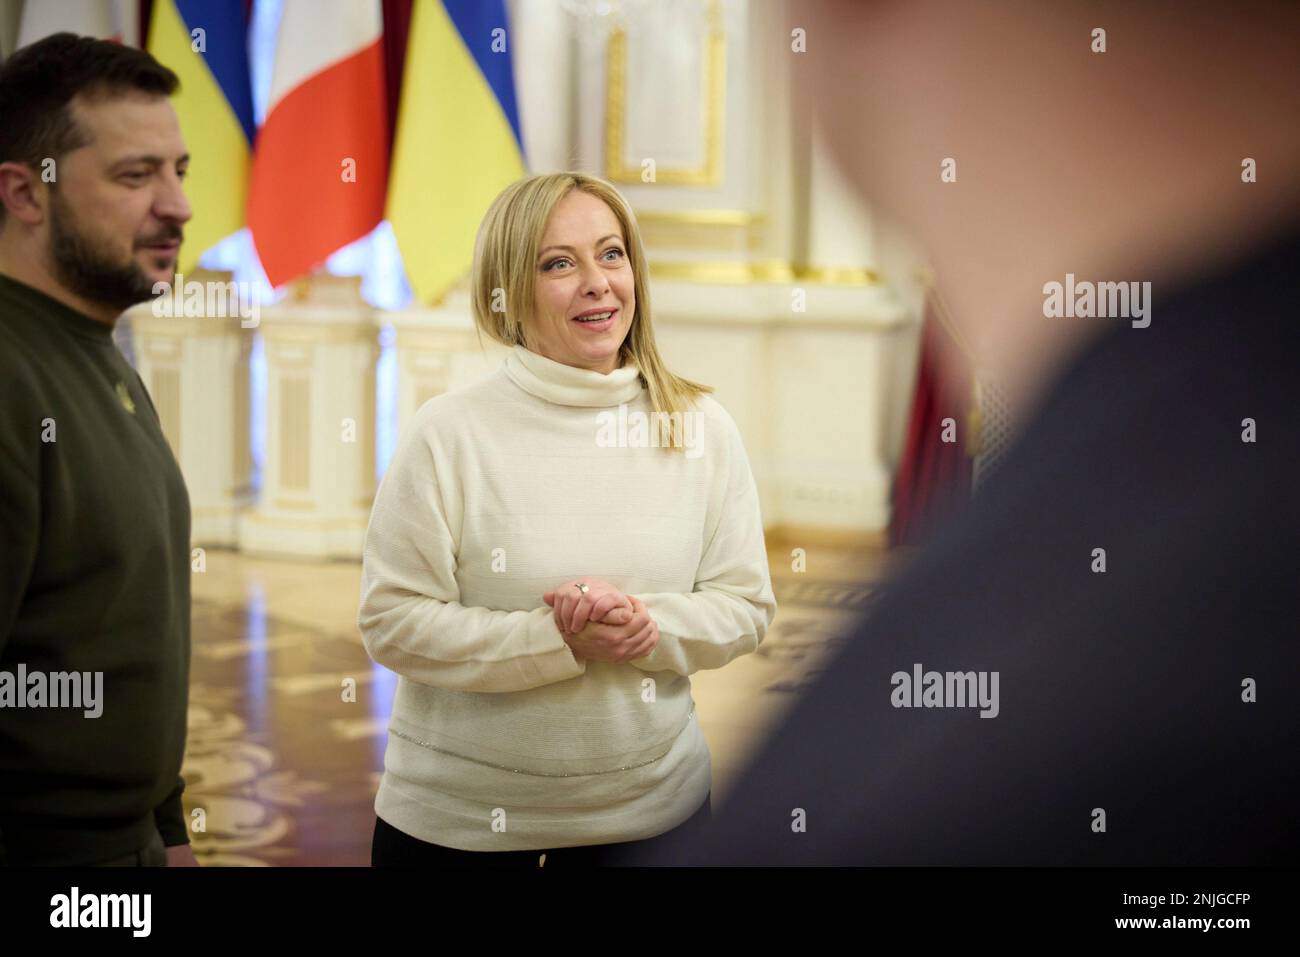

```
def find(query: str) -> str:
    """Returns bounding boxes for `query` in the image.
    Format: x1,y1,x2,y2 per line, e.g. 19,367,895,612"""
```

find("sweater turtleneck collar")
504,344,644,408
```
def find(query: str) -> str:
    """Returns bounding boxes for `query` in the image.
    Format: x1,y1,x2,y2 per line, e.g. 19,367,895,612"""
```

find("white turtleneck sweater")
359,344,777,851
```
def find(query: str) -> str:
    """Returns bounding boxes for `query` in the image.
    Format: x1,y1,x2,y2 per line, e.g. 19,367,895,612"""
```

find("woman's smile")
570,307,618,332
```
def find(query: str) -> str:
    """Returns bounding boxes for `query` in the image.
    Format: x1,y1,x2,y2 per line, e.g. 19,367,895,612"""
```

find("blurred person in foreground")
627,0,1299,865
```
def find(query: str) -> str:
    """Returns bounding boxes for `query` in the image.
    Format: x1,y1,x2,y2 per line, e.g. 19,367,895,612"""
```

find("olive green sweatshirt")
0,273,191,866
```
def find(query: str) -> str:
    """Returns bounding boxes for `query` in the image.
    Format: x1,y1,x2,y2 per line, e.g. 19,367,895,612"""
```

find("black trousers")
372,794,711,867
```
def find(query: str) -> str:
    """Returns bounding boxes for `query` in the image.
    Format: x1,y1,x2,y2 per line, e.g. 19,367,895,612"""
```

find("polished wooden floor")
183,537,894,865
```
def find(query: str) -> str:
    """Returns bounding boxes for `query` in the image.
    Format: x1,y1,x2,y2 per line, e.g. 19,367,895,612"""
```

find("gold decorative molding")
797,266,882,286
636,208,756,226
635,208,766,251
766,524,887,551
605,0,726,186
648,260,790,284
647,260,882,285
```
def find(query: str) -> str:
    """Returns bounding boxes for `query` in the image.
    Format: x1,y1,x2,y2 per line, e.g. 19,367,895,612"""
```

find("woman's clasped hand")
542,578,660,664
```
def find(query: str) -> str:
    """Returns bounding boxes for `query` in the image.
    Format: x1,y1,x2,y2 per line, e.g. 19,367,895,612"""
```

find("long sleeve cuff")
153,776,189,847
361,595,588,693
630,585,775,676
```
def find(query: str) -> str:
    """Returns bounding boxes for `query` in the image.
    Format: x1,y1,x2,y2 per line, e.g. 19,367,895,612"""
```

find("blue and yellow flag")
147,0,254,275
387,0,526,305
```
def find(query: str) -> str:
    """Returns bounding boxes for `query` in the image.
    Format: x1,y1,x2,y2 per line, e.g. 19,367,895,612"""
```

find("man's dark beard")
48,191,179,313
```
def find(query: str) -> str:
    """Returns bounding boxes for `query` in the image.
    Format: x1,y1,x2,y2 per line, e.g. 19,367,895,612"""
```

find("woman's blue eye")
543,249,622,271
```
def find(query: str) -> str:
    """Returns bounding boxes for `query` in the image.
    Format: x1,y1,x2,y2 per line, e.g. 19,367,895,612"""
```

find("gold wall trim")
648,261,882,285
605,0,726,186
649,261,790,283
635,209,767,252
766,524,887,551
635,209,760,227
798,266,883,286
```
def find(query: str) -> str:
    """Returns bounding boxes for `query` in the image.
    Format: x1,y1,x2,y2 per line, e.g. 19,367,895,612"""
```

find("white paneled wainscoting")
123,269,921,560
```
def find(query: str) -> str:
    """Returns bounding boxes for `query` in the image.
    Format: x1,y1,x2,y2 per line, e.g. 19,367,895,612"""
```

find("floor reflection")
184,538,887,865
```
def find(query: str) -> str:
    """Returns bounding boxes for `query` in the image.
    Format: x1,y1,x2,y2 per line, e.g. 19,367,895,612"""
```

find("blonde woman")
360,172,776,866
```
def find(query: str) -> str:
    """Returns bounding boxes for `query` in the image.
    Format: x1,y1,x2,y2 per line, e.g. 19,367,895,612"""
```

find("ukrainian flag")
147,0,254,275
388,0,526,305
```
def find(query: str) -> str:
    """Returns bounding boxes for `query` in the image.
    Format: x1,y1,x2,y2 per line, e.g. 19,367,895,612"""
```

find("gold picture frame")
604,0,726,186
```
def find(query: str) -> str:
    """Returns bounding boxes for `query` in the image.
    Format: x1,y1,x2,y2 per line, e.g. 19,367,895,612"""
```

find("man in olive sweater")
0,35,196,866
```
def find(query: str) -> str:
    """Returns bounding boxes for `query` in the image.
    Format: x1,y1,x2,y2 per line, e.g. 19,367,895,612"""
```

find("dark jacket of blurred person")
626,0,1300,866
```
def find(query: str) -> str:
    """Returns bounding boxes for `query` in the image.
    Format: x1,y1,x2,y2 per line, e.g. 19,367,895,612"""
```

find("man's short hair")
0,33,179,223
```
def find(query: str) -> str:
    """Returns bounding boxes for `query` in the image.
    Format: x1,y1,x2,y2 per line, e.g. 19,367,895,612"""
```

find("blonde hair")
470,172,712,453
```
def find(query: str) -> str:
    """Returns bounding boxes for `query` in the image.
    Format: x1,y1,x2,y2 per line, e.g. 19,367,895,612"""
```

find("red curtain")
889,293,973,547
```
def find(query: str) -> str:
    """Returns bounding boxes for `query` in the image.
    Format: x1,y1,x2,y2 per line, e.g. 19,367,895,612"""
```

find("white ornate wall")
238,276,380,559
126,270,254,548
128,0,930,558
507,0,925,541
